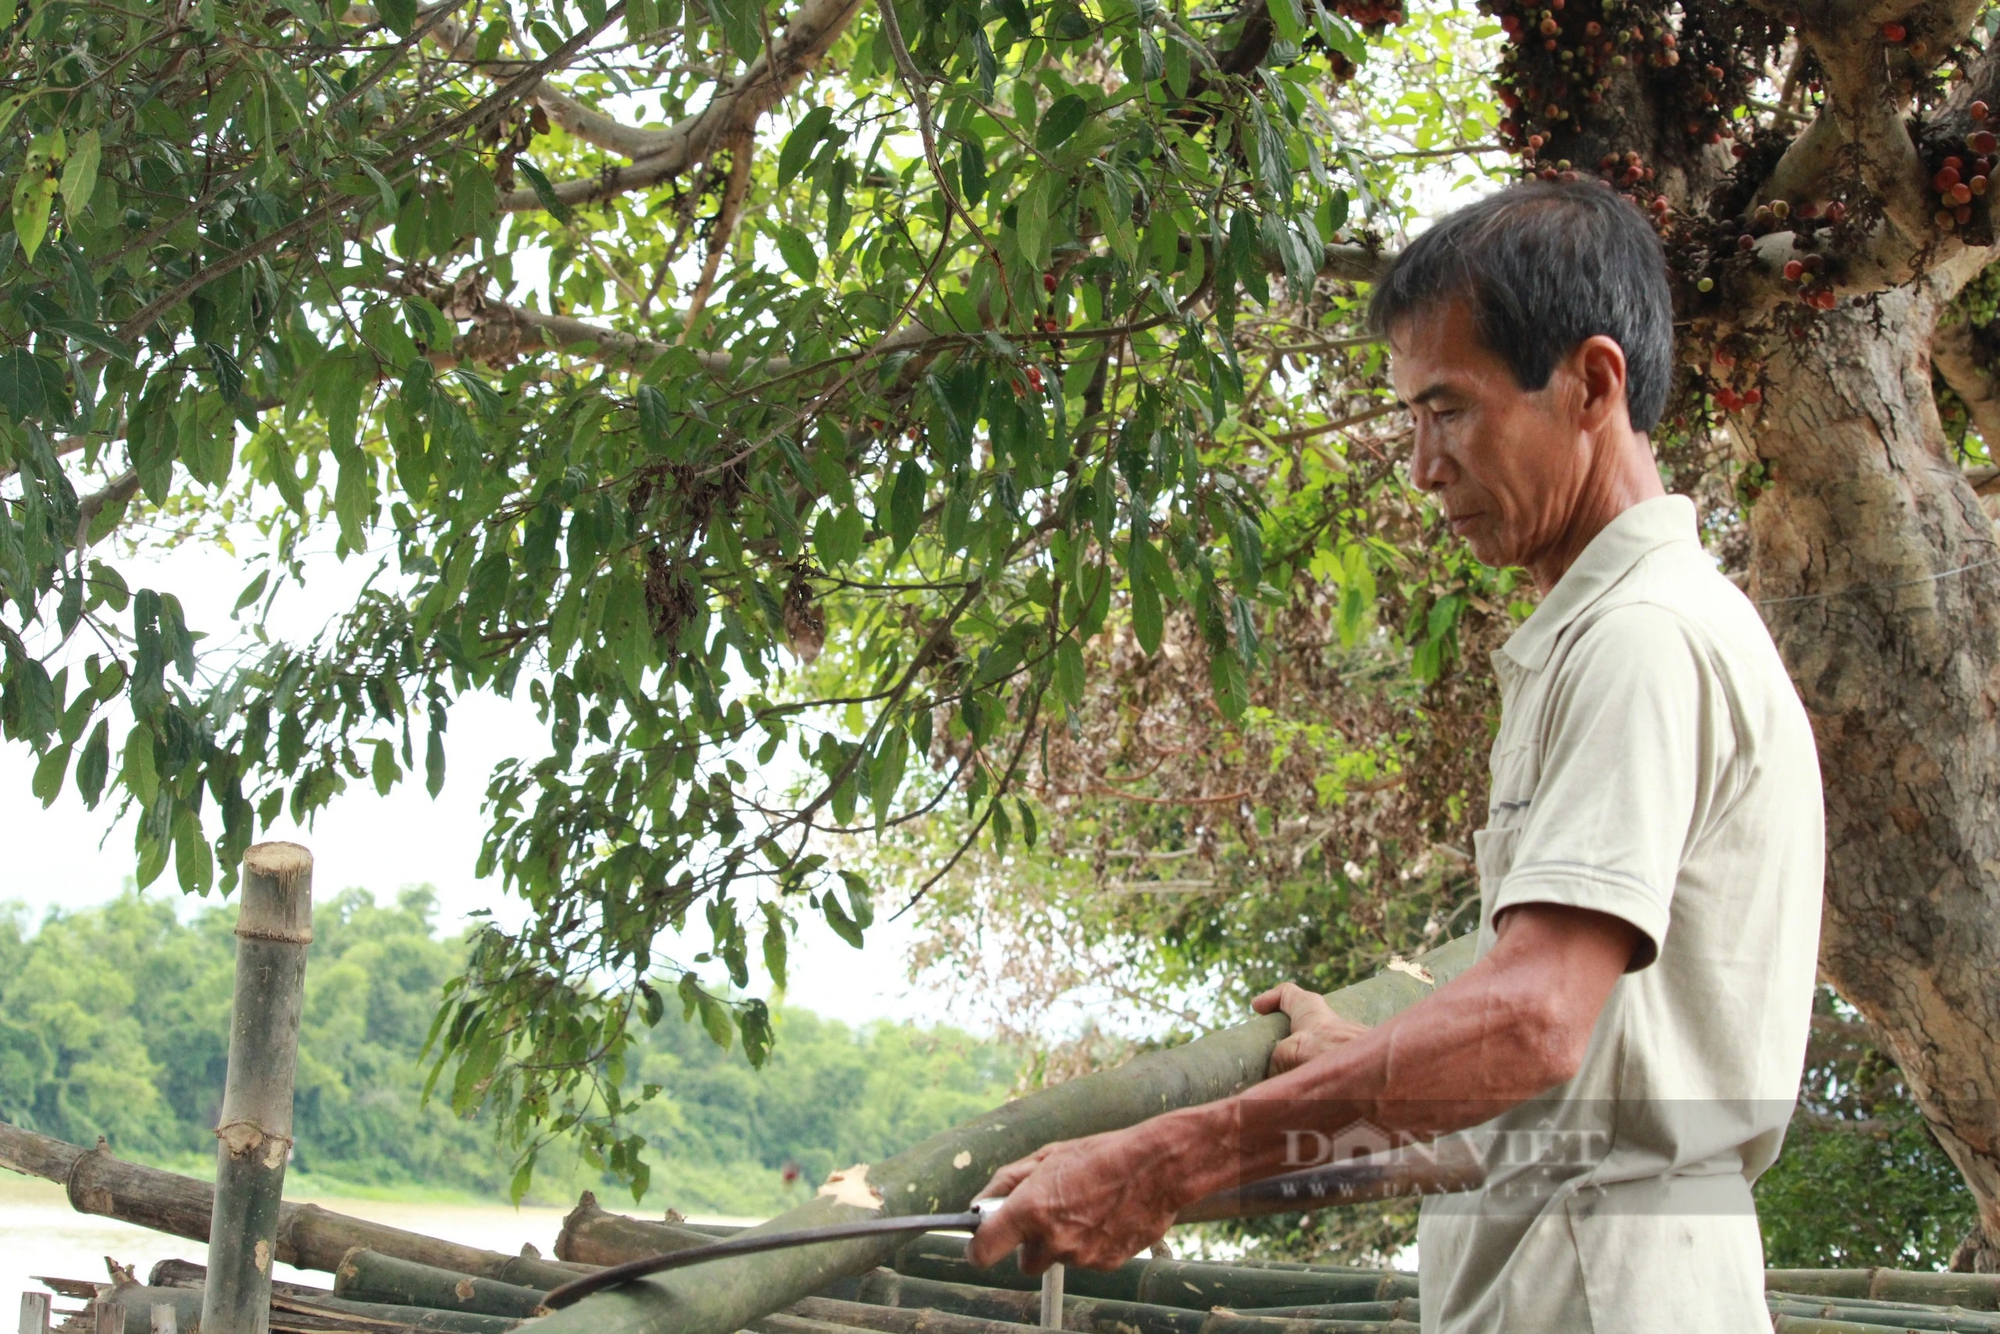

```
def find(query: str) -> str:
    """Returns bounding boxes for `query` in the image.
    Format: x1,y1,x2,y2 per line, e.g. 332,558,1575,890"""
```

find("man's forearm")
1147,906,1638,1204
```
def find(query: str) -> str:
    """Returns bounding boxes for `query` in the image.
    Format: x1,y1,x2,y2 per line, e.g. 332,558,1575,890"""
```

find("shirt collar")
1496,494,1700,675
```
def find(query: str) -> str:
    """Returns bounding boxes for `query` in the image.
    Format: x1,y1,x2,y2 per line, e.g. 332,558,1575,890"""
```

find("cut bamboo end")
237,842,315,943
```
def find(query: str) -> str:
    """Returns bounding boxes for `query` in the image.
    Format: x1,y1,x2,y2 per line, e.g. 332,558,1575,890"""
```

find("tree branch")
1933,313,2000,457
681,133,757,340
495,0,866,212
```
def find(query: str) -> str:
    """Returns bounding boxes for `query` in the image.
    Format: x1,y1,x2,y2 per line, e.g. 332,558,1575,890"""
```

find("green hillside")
0,888,1016,1214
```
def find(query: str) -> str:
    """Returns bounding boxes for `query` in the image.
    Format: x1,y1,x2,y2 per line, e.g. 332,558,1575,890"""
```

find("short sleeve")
1492,604,1711,971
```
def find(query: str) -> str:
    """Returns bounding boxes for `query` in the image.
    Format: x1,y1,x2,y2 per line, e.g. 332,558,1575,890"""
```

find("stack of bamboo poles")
19,1184,2000,1334
7,883,1990,1334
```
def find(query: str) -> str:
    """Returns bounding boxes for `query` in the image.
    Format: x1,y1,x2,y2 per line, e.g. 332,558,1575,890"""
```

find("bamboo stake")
0,1122,586,1288
204,841,315,1334
528,934,1476,1334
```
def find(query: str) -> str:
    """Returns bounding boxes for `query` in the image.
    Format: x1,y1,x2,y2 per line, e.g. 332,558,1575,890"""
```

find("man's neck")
1525,431,1666,595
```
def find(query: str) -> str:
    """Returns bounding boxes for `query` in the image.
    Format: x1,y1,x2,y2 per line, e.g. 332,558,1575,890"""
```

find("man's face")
1389,299,1591,571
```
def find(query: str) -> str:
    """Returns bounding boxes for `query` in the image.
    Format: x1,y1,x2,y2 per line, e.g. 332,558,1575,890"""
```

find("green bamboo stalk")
764,1308,1417,1334
555,1194,744,1267
1771,1317,1924,1334
98,1286,526,1334
825,1265,1421,1334
1767,1294,2000,1331
203,842,315,1334
884,1235,1418,1307
1767,1271,2000,1311
1218,1302,1421,1323
528,933,1477,1334
335,1248,552,1318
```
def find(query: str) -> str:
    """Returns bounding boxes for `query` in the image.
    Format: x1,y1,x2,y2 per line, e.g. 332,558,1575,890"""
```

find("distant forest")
0,888,1017,1214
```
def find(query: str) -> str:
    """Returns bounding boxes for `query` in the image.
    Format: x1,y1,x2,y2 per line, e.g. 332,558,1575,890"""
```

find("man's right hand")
1251,982,1371,1073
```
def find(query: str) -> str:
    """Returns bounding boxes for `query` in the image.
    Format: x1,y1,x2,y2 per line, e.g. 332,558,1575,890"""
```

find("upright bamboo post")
201,841,314,1334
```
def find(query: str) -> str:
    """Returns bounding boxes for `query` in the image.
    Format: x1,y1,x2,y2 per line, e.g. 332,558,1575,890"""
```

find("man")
967,181,1824,1332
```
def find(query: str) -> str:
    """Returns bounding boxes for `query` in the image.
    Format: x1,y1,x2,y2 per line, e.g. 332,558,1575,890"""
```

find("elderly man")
967,181,1824,1332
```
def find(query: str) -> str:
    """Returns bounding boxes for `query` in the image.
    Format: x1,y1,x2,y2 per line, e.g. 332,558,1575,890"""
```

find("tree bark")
1745,254,2000,1260
204,842,315,1334
527,934,1477,1334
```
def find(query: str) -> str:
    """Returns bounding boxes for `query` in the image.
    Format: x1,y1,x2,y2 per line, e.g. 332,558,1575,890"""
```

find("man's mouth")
1448,512,1482,535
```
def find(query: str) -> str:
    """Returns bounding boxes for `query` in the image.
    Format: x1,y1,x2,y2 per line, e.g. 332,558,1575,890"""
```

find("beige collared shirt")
1416,495,1824,1334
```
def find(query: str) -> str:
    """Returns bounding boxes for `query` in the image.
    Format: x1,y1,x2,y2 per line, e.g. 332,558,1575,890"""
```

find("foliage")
0,0,1510,1190
1754,988,1979,1271
0,887,1016,1212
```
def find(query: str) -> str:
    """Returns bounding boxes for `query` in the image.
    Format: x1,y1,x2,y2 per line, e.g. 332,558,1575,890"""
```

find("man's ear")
1572,335,1631,432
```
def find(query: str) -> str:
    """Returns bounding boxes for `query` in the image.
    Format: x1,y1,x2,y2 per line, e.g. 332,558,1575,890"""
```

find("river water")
0,1174,598,1325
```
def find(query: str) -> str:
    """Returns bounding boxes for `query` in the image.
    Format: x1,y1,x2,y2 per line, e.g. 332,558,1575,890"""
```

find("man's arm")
965,903,1640,1273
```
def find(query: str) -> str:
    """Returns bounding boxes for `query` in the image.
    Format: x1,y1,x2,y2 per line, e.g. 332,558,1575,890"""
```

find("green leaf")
58,129,99,215
739,1000,773,1067
174,809,214,894
775,224,820,282
1056,639,1085,705
377,0,416,33
31,744,69,807
0,348,49,421
76,719,109,808
425,722,446,797
10,167,55,263
760,903,788,988
516,159,574,226
696,990,734,1049
1036,94,1090,152
1130,550,1163,654
1164,36,1191,97
779,107,834,187
839,870,874,930
508,1149,537,1206
205,343,245,402
814,505,865,567
888,458,925,553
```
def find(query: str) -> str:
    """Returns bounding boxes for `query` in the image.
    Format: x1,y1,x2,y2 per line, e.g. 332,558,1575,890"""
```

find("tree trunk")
204,841,315,1334
1745,256,2000,1257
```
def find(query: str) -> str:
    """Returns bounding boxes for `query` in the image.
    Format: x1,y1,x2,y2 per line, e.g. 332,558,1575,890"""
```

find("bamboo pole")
203,841,315,1334
1767,1294,2000,1331
880,1237,1419,1307
823,1267,1425,1334
100,1285,532,1334
1767,1271,2000,1311
554,1195,733,1267
335,1249,551,1319
0,1121,586,1288
528,933,1476,1334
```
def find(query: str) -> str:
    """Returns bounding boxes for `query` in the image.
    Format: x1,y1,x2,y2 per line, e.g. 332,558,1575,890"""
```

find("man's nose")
1409,421,1451,492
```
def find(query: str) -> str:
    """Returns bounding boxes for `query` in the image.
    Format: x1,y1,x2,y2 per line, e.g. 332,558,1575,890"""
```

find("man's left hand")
965,1120,1201,1274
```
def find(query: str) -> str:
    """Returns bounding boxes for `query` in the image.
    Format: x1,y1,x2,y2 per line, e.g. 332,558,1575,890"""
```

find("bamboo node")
214,1120,292,1162
232,924,315,944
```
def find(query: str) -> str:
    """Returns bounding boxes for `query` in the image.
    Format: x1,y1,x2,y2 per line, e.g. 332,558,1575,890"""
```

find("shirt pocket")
1471,824,1521,945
